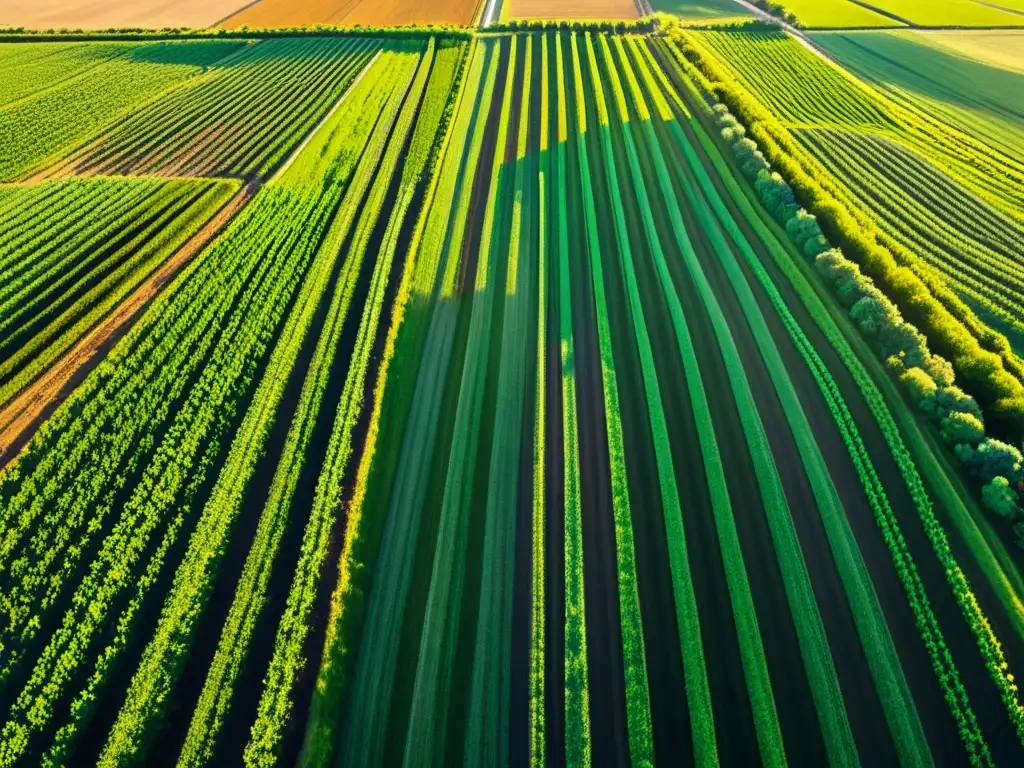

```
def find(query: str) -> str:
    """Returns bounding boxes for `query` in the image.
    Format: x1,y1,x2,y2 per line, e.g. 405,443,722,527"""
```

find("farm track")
0,179,255,471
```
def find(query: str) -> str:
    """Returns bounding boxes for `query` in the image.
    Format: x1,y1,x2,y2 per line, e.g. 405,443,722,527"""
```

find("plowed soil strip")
0,181,255,470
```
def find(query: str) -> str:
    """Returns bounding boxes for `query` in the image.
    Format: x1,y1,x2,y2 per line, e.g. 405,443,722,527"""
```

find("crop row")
667,32,1024,759
0,40,243,181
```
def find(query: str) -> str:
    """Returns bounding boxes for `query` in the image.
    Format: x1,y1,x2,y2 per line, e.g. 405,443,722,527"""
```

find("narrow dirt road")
0,180,258,471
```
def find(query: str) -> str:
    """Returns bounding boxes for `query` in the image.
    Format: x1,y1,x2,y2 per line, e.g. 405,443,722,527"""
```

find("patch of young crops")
0,40,243,181
0,43,149,108
58,37,381,181
0,176,238,407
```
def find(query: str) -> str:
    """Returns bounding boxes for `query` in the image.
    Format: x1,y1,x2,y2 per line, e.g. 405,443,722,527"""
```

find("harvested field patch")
508,0,638,18
0,0,257,30
222,0,480,29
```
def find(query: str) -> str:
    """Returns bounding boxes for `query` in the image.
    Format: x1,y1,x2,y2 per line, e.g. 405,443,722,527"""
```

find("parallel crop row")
59,37,380,180
0,176,238,407
0,40,242,180
0,47,406,766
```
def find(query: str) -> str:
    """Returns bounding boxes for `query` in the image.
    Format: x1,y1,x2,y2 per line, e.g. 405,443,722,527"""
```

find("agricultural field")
849,0,1024,26
2,16,1024,768
773,0,901,28
812,30,1024,158
222,0,482,30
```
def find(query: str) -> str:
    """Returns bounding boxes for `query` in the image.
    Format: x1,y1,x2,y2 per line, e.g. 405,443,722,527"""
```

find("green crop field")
647,0,752,21
1,14,1024,768
775,0,901,28
916,29,1024,72
813,31,1024,158
852,0,1024,27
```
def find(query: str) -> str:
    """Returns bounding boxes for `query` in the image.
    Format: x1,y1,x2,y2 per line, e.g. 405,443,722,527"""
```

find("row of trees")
710,92,1024,528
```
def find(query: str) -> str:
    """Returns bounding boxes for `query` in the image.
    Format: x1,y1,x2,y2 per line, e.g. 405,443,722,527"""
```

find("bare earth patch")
508,0,638,19
0,0,257,30
222,0,481,28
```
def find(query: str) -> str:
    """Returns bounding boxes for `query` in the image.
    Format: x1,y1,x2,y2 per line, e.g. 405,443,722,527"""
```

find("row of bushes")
674,30,1024,445
713,99,1024,536
487,17,658,32
0,22,475,42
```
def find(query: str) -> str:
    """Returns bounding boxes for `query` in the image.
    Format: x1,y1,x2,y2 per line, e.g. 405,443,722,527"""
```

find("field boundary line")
845,0,913,25
269,49,382,184
0,179,257,471
971,0,1024,17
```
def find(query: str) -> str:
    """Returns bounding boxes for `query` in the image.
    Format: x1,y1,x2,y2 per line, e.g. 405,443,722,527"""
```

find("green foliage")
942,412,986,446
982,477,1020,519
489,17,658,32
784,208,821,246
753,168,793,213
956,439,1024,486
673,28,1024,443
901,366,937,408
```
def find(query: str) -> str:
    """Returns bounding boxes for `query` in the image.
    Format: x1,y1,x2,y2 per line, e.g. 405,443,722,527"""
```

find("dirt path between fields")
0,180,258,471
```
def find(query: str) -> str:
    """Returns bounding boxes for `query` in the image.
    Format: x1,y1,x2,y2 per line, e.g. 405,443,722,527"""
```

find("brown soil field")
222,0,480,29
0,0,256,29
509,0,638,18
